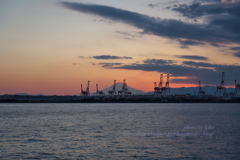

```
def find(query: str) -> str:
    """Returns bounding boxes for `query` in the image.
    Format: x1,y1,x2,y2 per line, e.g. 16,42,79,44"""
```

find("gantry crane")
198,81,205,97
154,74,163,94
162,74,170,94
216,72,226,96
118,79,132,95
234,80,240,96
108,80,116,95
81,80,90,96
96,84,104,96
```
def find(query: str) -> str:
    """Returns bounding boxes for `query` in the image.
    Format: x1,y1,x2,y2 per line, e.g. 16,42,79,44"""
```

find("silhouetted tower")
216,72,226,96
108,80,116,95
81,80,90,96
198,81,205,97
96,84,104,96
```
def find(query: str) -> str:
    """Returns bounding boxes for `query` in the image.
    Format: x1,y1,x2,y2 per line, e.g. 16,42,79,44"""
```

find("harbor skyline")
1,0,240,95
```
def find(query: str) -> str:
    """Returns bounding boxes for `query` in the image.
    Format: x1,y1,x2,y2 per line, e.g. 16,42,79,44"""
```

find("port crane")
118,79,132,95
154,74,170,95
96,84,104,96
81,80,90,96
234,80,240,96
216,72,226,96
198,81,205,97
161,74,170,94
154,74,163,94
108,80,116,95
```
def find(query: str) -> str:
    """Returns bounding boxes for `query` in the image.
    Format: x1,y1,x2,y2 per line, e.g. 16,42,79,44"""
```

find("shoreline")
1,95,239,103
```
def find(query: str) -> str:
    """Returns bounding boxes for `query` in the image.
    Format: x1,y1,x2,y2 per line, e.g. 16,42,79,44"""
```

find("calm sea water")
0,103,239,160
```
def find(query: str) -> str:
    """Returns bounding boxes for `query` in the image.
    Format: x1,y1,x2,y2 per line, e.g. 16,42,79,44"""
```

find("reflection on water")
0,103,240,159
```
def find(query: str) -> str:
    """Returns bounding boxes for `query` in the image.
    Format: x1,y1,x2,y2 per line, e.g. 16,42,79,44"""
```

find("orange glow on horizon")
0,81,236,95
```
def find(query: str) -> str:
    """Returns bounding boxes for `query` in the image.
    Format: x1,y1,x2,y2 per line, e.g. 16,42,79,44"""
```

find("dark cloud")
115,31,142,40
169,2,240,42
148,3,160,8
183,61,215,67
171,2,240,18
210,43,222,47
196,0,221,2
114,59,214,78
107,58,240,85
92,55,132,60
183,61,240,72
178,39,204,48
143,59,176,65
99,63,122,68
234,51,240,58
177,55,208,60
60,2,240,44
210,15,240,34
123,56,132,59
229,47,240,58
171,2,202,18
230,47,240,51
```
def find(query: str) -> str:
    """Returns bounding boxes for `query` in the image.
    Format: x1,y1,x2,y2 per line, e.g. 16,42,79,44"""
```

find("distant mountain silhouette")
9,86,236,96
99,83,145,95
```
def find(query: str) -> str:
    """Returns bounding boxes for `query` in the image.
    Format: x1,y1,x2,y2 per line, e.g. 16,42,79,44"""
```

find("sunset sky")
1,0,240,95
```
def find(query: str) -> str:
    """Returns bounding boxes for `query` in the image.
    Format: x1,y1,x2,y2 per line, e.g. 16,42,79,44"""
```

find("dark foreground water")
0,103,239,160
